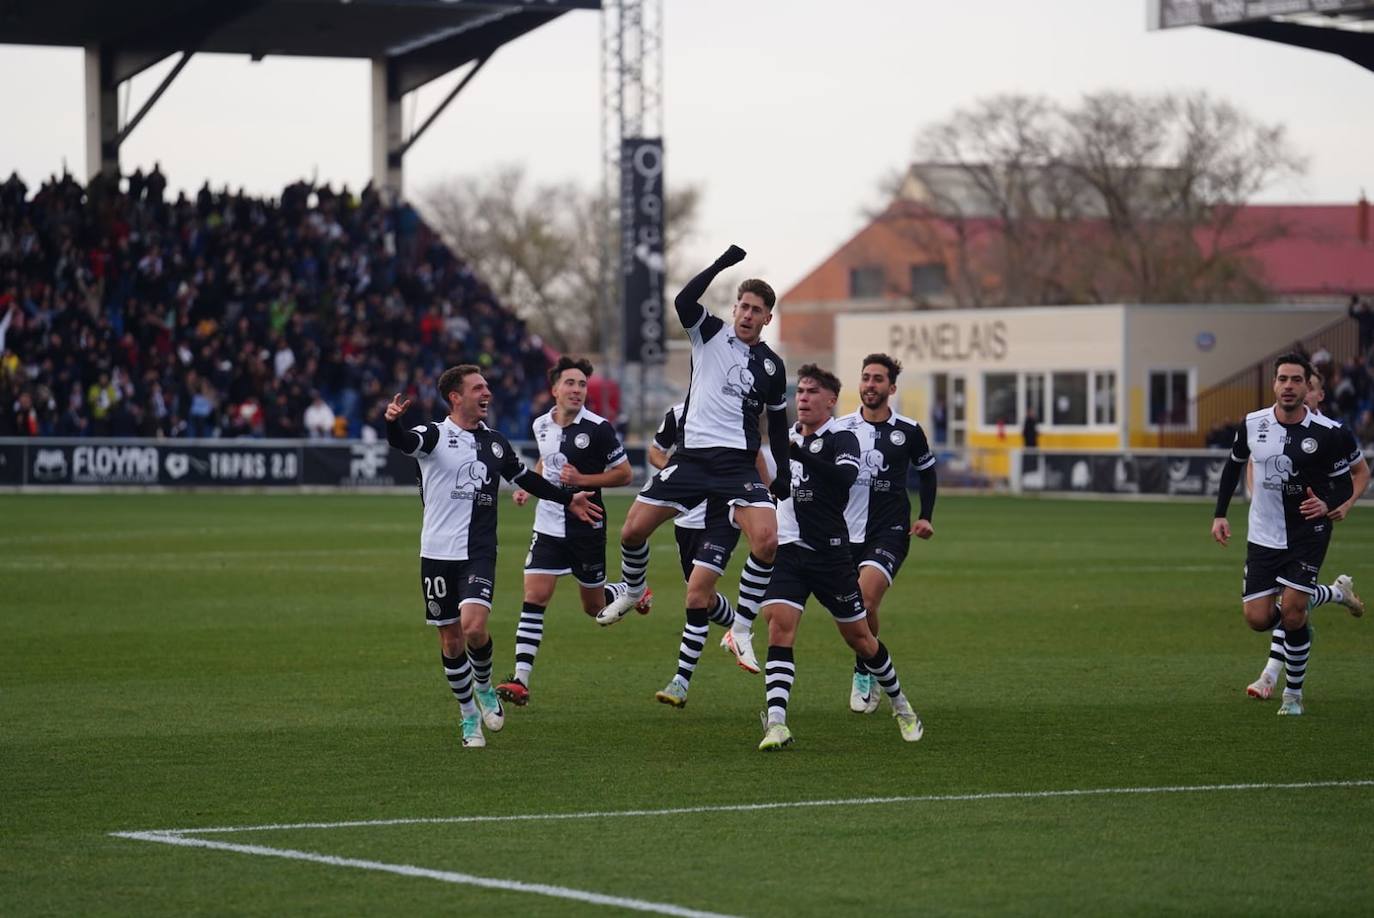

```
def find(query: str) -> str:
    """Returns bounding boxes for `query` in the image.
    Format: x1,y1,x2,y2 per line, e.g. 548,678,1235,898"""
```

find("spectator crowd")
0,167,552,442
1205,298,1374,457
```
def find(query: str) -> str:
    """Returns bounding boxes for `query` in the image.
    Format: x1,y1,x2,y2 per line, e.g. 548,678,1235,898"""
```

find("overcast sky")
2,0,1372,294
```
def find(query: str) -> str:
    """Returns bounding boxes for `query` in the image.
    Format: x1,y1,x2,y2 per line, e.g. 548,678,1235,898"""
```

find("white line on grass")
113,780,1372,917
111,831,740,918
123,778,1374,836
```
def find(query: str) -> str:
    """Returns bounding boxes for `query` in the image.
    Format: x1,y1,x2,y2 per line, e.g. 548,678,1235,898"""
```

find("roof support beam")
114,51,193,147
1216,20,1374,72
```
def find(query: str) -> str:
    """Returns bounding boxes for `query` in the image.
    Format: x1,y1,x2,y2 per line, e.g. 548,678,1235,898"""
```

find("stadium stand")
0,169,553,442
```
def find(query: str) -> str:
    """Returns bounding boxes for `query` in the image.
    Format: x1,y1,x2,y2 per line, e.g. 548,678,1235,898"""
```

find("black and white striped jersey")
396,417,528,560
530,406,627,539
1231,406,1357,549
777,418,861,551
837,410,936,543
678,312,787,457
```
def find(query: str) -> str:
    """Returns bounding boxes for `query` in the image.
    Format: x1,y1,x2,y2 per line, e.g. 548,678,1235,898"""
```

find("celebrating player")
386,365,602,747
494,357,648,707
596,245,791,687
648,402,774,707
1243,365,1366,701
757,365,924,750
837,354,937,714
1211,354,1357,716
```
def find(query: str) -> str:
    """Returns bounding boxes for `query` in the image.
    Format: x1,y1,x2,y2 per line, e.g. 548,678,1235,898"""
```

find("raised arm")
675,245,746,329
790,432,860,489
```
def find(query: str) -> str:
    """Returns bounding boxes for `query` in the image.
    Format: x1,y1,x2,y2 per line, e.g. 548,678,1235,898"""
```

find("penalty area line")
126,778,1374,837
110,830,741,918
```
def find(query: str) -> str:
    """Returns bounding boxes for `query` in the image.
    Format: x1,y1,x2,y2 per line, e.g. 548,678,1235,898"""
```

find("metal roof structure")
0,0,601,185
1150,1,1374,72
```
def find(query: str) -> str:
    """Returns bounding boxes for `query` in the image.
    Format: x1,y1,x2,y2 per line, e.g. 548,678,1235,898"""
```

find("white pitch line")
111,831,741,918
121,778,1374,837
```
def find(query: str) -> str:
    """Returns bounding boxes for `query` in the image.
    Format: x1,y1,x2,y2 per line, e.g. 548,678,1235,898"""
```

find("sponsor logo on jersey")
450,460,492,500
1261,454,1295,488
574,433,590,449
890,430,906,446
1301,438,1317,454
862,450,889,475
721,363,755,398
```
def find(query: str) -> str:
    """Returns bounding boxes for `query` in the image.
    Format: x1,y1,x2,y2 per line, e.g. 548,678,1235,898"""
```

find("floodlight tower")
601,0,665,429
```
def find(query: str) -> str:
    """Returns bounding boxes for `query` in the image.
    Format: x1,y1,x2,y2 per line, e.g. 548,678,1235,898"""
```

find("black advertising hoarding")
1154,1,1372,29
1019,451,1244,497
0,443,23,485
620,137,667,365
301,443,419,488
22,442,302,487
0,440,653,489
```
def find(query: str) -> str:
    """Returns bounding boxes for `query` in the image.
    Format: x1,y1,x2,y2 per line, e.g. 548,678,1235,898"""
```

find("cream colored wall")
835,305,1125,375
1123,305,1345,390
835,306,1126,436
1122,304,1346,438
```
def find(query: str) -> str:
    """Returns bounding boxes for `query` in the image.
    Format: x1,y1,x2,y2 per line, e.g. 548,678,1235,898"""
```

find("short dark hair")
548,355,594,387
737,278,776,311
1274,353,1313,379
861,353,902,384
797,363,842,396
438,364,483,403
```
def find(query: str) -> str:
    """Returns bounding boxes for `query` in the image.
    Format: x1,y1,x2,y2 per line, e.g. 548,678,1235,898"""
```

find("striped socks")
441,651,478,718
513,602,545,685
674,608,711,686
736,553,772,630
467,637,494,691
764,645,795,725
620,541,650,597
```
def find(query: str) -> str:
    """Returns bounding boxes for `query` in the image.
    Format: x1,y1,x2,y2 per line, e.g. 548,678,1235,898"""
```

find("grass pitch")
3,492,1372,916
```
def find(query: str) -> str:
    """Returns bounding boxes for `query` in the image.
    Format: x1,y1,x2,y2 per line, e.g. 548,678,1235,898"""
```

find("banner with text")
0,439,651,489
621,137,667,365
1017,450,1245,497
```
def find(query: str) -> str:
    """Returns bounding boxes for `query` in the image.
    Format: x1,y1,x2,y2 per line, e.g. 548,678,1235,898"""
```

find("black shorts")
420,555,497,625
849,527,910,585
672,499,742,581
524,530,607,588
1243,531,1331,601
762,542,867,623
638,451,773,516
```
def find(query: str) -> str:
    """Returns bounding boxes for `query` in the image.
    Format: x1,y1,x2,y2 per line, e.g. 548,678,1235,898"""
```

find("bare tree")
880,91,1305,307
420,165,701,354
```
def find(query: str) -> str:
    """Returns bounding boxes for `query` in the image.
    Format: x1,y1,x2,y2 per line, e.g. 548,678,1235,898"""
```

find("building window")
1052,372,1088,426
1024,372,1047,425
909,263,948,298
1149,370,1192,427
984,373,1019,426
1093,371,1117,425
849,265,885,298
